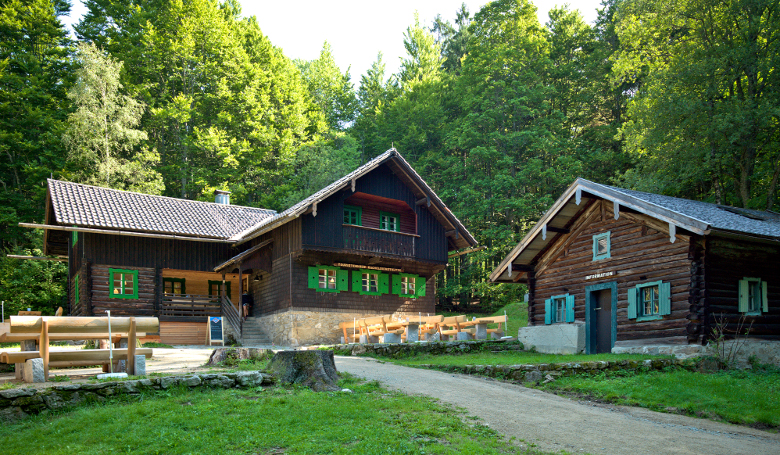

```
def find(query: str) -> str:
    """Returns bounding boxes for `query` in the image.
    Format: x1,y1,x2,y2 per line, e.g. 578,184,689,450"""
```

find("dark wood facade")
56,159,468,344
495,183,780,353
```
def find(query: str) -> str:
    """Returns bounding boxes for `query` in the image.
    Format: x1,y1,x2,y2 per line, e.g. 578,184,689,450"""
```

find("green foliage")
0,0,72,250
614,0,780,209
0,380,532,454
537,367,780,427
296,42,358,131
63,42,161,192
0,244,66,315
141,342,174,349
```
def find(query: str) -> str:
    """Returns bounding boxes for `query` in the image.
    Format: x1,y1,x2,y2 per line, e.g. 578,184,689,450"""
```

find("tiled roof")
602,185,780,238
48,179,276,239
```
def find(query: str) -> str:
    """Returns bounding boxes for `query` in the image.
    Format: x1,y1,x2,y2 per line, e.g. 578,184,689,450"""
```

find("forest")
1,0,778,314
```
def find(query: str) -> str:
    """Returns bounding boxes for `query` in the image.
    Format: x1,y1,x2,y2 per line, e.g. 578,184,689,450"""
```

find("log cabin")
26,149,476,346
490,179,780,356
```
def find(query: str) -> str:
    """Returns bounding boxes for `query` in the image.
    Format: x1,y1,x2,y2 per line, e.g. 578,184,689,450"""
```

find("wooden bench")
339,320,362,343
0,322,146,343
438,315,469,339
5,315,159,382
1,348,153,368
362,316,404,342
473,315,508,338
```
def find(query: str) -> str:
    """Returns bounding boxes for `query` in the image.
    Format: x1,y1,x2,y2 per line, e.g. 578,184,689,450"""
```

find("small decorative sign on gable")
585,271,615,280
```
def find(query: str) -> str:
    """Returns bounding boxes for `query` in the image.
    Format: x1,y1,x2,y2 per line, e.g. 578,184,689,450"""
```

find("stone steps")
241,318,272,346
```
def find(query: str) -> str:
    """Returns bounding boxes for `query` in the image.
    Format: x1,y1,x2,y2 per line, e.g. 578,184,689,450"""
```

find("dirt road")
335,356,780,454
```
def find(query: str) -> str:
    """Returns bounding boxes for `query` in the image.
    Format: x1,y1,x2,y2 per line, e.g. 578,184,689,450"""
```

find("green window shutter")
379,273,389,294
762,281,769,313
659,281,671,315
72,231,78,246
337,269,349,292
738,279,749,313
416,277,426,297
565,295,575,322
352,270,361,292
544,298,552,325
392,274,401,296
307,267,319,290
627,287,637,319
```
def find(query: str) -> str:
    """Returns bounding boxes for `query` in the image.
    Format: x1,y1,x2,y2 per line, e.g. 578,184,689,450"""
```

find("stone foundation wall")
311,339,524,357
0,371,273,423
706,339,780,367
422,358,698,383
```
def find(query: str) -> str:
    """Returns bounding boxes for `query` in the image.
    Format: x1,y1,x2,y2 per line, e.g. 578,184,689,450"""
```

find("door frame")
585,281,617,354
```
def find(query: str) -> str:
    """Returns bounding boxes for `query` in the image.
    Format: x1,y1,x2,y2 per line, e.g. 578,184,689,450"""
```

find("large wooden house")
490,179,780,355
29,149,476,346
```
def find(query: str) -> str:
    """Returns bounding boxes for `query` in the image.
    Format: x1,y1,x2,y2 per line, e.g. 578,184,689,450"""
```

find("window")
392,273,426,298
379,211,400,232
362,272,379,293
544,294,574,324
627,280,670,321
307,266,348,293
163,277,186,295
739,278,768,315
352,269,389,295
343,205,362,226
321,269,337,290
592,231,611,261
208,280,232,300
108,268,138,299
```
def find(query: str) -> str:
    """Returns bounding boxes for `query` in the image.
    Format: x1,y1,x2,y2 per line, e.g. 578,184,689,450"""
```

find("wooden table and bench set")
0,315,159,383
338,314,508,344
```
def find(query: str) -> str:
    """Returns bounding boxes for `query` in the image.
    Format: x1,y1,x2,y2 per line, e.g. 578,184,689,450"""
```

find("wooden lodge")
490,179,780,355
25,149,477,346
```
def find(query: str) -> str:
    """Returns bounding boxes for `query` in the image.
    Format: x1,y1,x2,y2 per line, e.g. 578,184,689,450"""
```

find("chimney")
214,189,231,205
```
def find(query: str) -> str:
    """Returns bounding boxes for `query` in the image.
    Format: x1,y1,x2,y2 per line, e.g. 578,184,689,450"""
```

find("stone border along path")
335,356,780,455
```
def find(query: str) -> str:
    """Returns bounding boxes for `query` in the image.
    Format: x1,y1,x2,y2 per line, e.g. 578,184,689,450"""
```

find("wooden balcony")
160,293,221,320
343,225,416,258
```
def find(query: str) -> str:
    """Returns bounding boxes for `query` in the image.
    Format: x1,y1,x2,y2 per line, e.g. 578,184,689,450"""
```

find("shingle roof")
602,185,780,238
47,179,276,239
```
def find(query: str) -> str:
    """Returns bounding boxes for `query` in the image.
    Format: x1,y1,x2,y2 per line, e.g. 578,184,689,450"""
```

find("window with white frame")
319,268,337,290
362,272,379,293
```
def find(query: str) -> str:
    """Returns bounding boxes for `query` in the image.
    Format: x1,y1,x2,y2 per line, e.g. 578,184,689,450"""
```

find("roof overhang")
489,178,713,283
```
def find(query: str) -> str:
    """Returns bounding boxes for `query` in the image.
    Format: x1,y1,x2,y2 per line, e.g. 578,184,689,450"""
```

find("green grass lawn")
533,367,780,428
388,350,667,367
1,375,542,455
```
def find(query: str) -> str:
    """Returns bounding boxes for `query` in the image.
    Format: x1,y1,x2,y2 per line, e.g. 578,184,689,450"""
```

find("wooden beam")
545,227,570,234
19,223,232,243
415,196,431,207
447,245,486,258
534,202,602,277
11,316,159,334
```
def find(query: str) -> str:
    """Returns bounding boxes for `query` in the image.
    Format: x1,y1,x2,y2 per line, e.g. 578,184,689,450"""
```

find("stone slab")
134,355,146,376
406,323,420,343
456,332,471,341
23,358,45,383
382,333,401,343
475,323,488,340
517,323,586,354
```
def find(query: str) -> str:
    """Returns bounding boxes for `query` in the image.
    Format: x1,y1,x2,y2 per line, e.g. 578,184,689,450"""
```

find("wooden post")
238,263,243,314
40,320,49,380
127,317,136,375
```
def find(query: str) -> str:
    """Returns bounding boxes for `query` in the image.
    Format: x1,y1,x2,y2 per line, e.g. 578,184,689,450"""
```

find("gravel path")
335,356,780,455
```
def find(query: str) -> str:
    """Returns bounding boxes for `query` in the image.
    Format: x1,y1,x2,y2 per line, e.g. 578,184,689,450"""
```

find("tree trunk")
264,350,340,392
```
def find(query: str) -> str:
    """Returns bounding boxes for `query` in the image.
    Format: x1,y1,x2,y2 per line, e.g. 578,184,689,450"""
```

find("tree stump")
207,348,272,366
265,350,340,392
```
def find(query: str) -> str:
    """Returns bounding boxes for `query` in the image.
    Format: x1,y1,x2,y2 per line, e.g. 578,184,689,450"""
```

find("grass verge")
0,374,543,454
533,366,780,429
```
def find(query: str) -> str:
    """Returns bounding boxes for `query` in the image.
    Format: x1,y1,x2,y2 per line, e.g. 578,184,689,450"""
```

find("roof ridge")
47,179,276,214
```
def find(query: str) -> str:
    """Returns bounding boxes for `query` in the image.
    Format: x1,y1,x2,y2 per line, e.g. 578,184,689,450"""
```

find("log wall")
703,236,780,340
90,265,156,317
532,203,691,342
160,321,208,345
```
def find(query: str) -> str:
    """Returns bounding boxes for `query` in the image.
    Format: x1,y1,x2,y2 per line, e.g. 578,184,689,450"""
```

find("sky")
63,0,604,83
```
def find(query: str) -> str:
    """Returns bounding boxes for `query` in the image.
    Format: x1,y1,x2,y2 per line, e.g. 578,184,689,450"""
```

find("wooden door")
594,289,613,353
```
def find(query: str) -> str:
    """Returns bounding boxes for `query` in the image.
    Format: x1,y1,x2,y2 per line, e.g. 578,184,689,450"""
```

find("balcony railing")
160,293,221,318
343,225,415,258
